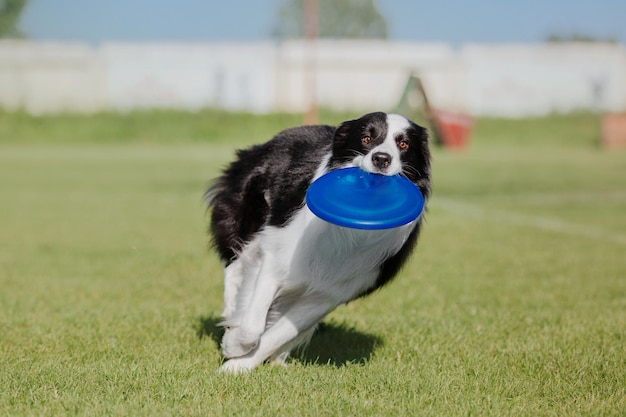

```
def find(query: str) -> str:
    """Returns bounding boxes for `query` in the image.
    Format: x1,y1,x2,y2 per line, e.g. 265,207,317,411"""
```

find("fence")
0,40,624,117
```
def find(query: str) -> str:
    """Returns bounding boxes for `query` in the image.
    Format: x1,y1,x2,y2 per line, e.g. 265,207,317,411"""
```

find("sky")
18,0,626,45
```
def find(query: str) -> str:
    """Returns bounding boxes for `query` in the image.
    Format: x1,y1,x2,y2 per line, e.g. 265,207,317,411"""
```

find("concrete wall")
0,40,624,117
462,43,626,117
100,42,276,113
274,40,457,112
0,42,104,114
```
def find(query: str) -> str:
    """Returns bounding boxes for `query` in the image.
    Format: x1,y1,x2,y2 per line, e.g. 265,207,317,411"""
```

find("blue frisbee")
305,167,424,230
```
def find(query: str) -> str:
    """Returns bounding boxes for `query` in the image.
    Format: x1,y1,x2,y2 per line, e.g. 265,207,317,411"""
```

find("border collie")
207,112,431,373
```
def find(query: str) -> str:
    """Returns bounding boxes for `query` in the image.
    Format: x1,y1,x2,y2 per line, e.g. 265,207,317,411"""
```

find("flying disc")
305,167,424,230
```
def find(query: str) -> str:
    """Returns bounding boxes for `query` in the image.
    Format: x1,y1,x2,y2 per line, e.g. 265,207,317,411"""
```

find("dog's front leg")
220,295,331,373
221,256,280,358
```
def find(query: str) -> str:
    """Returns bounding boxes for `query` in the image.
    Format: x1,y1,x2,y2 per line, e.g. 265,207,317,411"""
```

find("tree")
0,0,27,38
271,0,388,40
545,33,617,44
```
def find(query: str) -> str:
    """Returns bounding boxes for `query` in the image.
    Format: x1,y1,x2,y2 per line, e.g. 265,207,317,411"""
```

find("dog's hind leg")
221,238,262,320
221,261,243,319
221,252,283,358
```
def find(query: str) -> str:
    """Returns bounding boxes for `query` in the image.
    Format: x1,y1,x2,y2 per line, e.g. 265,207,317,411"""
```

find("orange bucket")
601,113,626,149
434,110,474,150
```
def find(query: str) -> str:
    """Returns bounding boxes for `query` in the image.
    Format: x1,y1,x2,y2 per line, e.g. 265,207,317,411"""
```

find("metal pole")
303,0,318,125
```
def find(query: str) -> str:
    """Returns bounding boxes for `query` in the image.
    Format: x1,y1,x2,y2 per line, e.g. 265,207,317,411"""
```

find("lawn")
1,111,625,416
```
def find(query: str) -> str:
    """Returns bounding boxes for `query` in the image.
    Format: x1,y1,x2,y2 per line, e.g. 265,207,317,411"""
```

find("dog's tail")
204,177,223,208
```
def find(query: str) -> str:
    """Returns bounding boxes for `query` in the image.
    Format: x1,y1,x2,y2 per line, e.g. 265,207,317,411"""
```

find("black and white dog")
207,112,431,372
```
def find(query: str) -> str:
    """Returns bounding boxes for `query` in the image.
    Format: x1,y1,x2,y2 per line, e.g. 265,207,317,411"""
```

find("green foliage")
1,111,625,415
546,33,618,43
0,0,26,38
271,0,388,39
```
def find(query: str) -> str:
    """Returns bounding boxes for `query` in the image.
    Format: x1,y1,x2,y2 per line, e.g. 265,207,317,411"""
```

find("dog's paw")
220,358,256,374
221,328,260,358
269,350,291,366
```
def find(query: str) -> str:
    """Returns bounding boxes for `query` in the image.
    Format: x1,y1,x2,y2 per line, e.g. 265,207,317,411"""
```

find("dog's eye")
361,136,372,145
398,140,409,150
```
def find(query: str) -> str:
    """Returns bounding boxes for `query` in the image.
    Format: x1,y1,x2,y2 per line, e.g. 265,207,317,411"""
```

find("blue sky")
19,0,626,44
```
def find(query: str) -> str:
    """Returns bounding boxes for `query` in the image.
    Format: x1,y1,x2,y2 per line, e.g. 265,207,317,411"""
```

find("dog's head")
329,112,431,198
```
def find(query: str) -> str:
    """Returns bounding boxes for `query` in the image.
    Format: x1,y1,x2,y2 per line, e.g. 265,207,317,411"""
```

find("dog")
207,112,431,373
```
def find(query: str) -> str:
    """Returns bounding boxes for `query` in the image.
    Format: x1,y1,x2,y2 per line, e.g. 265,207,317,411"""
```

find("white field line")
504,191,626,206
435,197,626,245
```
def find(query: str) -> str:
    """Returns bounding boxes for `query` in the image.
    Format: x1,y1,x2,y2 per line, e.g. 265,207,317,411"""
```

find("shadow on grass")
297,321,383,368
196,314,225,349
196,315,382,368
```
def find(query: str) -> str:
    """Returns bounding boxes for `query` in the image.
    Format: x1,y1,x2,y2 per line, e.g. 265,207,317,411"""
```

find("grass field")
1,110,625,416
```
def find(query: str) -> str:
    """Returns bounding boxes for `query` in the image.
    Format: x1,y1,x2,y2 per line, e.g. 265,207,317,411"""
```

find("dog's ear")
332,119,355,150
334,119,354,141
408,122,432,199
328,119,359,168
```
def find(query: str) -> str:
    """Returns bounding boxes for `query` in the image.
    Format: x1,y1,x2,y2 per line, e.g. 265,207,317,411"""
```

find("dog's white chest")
262,207,415,302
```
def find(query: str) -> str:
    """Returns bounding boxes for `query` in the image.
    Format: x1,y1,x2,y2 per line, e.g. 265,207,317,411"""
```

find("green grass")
0,108,355,145
1,111,625,415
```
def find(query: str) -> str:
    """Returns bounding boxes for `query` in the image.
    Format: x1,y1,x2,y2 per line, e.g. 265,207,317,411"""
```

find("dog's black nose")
372,152,392,169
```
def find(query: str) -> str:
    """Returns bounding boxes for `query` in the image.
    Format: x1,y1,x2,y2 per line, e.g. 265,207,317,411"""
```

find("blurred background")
2,3,626,414
1,0,625,130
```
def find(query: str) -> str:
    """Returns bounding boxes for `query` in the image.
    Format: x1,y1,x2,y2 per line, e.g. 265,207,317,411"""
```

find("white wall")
274,40,456,112
0,40,624,117
0,41,104,114
100,42,276,113
462,43,626,117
